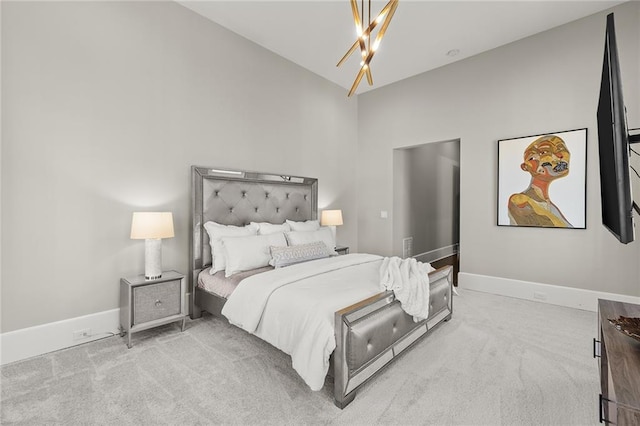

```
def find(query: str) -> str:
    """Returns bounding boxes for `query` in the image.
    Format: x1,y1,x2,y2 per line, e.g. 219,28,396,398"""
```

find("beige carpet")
1,289,599,425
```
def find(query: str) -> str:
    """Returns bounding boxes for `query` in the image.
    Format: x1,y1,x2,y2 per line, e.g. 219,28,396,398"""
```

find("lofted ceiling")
177,1,624,96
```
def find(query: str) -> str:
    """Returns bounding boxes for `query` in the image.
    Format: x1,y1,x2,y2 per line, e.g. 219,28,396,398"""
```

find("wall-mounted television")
596,13,640,244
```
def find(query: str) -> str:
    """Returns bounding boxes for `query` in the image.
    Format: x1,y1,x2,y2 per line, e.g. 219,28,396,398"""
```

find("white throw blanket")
379,256,434,321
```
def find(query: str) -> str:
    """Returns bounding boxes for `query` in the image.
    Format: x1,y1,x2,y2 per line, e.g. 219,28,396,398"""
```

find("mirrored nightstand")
119,270,186,348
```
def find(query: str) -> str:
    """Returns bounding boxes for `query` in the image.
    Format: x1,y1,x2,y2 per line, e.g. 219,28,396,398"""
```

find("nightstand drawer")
132,280,181,325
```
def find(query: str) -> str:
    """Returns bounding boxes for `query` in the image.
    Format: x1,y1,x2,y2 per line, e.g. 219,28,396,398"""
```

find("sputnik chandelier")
337,0,399,97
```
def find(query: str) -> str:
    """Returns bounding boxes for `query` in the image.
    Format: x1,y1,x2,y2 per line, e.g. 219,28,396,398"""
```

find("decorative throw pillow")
285,219,320,232
222,233,287,277
285,227,337,254
251,222,291,235
270,241,333,268
203,222,258,274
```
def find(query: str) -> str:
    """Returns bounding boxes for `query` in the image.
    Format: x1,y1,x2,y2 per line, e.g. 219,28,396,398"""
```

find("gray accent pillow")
270,241,333,268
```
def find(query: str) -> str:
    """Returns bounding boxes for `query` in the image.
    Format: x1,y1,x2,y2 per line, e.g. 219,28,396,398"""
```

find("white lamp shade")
130,212,175,239
321,210,343,226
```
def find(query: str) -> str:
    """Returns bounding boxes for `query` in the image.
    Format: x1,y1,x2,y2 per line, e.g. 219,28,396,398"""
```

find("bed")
189,166,453,408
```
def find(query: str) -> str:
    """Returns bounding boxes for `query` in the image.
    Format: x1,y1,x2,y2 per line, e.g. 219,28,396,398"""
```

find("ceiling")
177,1,624,96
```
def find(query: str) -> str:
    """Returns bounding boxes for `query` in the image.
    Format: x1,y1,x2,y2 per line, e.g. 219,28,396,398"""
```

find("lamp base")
328,225,337,248
144,238,163,280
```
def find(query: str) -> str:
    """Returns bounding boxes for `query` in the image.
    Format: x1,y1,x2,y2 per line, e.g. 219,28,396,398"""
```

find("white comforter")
221,253,383,391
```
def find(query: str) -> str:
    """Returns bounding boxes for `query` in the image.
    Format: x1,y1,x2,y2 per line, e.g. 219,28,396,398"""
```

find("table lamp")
320,209,343,248
130,212,174,280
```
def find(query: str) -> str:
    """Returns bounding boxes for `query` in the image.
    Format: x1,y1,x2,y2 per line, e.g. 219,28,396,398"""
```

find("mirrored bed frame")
189,165,453,408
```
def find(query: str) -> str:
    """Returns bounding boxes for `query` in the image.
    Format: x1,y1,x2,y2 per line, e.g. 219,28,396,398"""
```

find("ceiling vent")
402,237,413,258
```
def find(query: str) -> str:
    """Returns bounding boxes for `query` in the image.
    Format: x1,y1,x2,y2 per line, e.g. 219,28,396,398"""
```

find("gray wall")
1,1,358,333
393,141,460,257
358,1,640,296
2,1,639,335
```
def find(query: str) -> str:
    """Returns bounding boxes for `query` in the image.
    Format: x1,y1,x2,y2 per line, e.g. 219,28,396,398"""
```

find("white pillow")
203,221,258,274
286,219,320,232
223,233,287,277
285,228,337,254
270,241,333,268
251,222,291,235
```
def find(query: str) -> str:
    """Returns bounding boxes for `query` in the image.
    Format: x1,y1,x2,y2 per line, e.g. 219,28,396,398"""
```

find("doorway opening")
392,139,460,283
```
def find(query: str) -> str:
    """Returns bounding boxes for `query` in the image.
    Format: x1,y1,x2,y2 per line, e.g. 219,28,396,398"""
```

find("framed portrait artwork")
497,128,587,229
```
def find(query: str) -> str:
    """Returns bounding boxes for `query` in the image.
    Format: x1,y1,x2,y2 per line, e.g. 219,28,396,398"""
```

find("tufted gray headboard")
190,165,318,282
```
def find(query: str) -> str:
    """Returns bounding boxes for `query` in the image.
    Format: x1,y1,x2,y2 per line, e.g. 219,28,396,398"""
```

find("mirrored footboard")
333,265,453,408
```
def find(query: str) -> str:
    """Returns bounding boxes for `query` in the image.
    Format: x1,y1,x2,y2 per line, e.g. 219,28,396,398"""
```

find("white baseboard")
2,276,637,365
458,272,640,312
0,309,121,366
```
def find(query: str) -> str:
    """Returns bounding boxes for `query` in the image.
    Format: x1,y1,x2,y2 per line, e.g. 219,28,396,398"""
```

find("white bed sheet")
221,253,383,391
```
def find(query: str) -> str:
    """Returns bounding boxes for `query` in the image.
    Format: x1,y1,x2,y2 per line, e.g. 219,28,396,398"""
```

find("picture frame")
497,128,587,229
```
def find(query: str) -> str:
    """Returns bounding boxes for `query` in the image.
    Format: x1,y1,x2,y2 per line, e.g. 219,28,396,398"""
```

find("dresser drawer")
132,280,181,325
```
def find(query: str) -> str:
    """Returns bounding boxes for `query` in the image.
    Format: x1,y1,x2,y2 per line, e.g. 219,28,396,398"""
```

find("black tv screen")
597,13,635,244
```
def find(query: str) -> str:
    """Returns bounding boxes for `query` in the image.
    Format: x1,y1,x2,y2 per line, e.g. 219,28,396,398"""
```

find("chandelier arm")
371,0,398,50
377,1,395,19
337,41,360,67
367,0,371,52
365,0,372,85
348,67,368,97
349,51,376,96
350,0,361,28
362,0,365,35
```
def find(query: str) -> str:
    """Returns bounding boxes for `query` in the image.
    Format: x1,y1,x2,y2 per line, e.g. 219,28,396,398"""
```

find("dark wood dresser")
597,299,640,424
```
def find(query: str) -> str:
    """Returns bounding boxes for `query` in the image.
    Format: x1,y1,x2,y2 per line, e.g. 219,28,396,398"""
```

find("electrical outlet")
73,328,91,340
533,292,547,301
